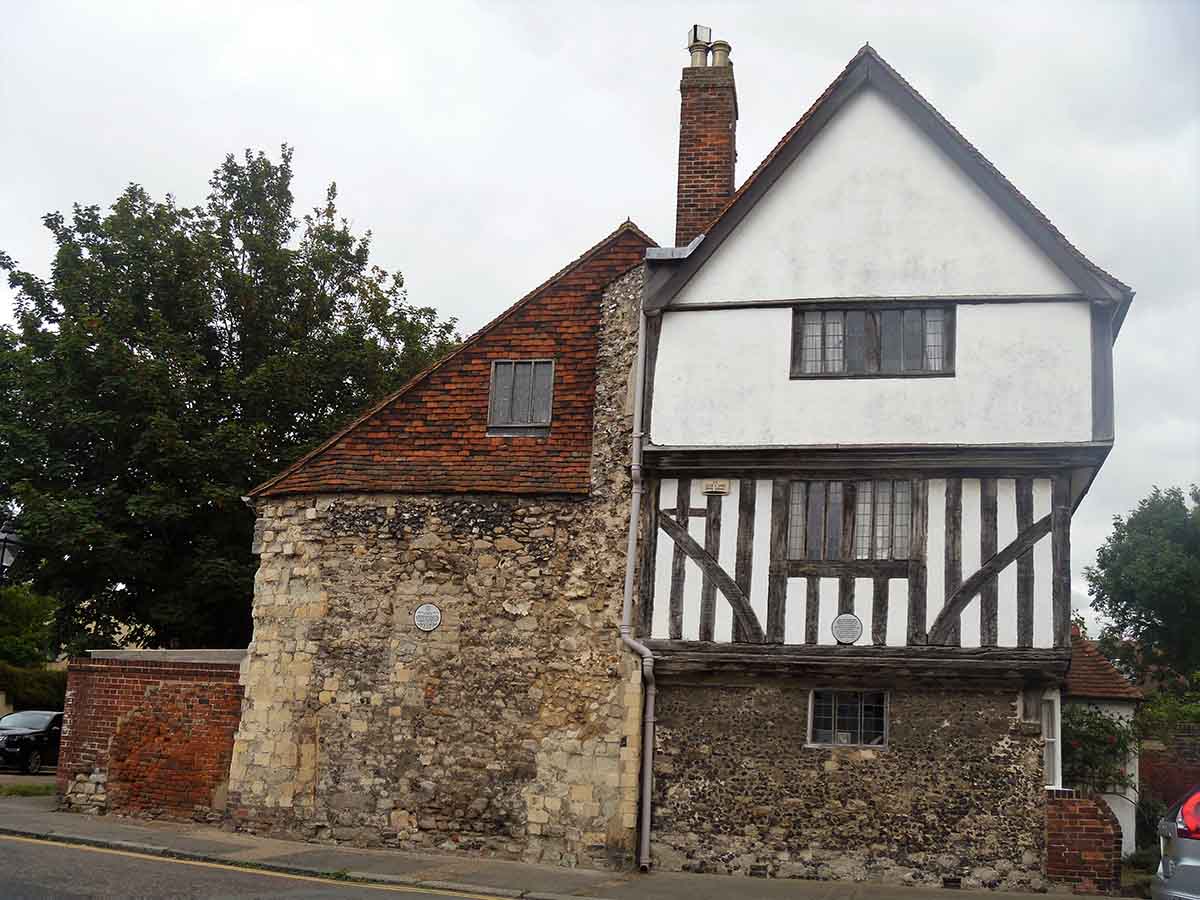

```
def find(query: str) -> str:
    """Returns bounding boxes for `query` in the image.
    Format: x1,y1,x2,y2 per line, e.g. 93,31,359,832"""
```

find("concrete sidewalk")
0,796,1073,899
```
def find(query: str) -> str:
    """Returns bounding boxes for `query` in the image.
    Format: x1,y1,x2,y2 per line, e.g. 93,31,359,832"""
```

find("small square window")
489,360,554,430
808,690,888,747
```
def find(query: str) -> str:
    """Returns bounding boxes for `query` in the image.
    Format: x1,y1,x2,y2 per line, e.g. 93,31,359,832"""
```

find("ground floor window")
1042,691,1061,787
808,689,888,747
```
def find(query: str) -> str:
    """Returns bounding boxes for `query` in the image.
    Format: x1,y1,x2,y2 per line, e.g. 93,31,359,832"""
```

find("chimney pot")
687,24,712,67
710,40,731,67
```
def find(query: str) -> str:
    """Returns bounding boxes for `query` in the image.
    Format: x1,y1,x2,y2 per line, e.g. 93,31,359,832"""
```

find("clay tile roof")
1066,631,1143,701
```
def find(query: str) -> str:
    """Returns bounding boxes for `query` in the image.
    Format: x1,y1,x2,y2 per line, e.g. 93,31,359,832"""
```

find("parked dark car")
1155,783,1200,900
0,710,63,774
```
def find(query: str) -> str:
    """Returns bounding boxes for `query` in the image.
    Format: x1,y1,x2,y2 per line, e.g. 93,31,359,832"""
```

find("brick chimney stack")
675,26,738,247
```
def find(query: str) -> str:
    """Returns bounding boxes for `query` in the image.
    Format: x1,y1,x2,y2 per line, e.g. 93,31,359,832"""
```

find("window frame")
487,358,556,434
789,302,956,380
1041,689,1062,789
785,479,916,571
806,688,890,749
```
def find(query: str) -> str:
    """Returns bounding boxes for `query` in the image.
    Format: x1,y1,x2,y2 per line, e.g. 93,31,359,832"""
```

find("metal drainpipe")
619,297,656,873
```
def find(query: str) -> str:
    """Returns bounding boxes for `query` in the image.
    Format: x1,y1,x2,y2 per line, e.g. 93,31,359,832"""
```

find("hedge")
0,662,67,711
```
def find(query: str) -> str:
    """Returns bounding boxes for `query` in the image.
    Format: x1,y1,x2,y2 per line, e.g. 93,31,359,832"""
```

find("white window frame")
487,359,555,431
805,688,890,749
1042,688,1062,789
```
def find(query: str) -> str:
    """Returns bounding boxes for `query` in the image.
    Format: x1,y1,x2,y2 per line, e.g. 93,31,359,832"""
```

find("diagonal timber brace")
658,514,766,643
928,513,1052,644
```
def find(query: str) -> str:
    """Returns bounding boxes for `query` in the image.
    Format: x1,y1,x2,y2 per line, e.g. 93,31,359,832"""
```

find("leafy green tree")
1087,486,1200,684
0,147,457,649
0,584,56,667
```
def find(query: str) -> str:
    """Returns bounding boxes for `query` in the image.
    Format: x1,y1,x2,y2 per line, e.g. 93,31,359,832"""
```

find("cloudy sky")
2,1,1197,630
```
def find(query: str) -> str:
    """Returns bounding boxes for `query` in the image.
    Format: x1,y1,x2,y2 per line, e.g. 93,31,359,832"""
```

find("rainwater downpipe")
619,298,656,873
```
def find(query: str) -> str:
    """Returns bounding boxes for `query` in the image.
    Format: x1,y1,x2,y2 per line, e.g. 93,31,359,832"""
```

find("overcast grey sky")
2,1,1197,630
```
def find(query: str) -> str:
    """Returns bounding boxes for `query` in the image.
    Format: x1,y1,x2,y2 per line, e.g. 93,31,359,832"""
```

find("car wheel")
24,750,42,775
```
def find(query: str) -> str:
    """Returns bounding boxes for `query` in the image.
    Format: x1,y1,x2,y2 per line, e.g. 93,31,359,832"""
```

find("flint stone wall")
226,267,645,868
652,680,1049,890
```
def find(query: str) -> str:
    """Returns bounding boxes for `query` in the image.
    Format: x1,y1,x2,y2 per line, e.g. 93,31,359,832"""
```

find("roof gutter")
619,275,657,873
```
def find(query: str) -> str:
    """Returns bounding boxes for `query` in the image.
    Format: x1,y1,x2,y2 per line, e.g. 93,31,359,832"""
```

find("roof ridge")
248,219,657,498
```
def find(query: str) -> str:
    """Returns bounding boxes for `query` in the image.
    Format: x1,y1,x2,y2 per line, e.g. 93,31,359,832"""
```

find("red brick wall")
676,66,737,246
1142,724,1200,807
1045,788,1123,894
258,223,652,498
57,658,242,820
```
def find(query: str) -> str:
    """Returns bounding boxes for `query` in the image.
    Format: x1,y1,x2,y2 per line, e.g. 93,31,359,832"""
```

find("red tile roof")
250,221,655,498
1066,631,1143,701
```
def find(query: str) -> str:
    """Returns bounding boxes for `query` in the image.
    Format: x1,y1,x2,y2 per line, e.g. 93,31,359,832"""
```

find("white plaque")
413,603,442,633
831,612,863,645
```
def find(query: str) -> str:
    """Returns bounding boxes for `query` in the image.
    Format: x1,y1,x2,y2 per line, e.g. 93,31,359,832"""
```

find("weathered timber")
944,477,963,646
699,494,722,641
907,480,928,645
668,478,690,640
980,478,999,647
1016,477,1034,648
839,482,857,614
639,313,662,437
641,442,1111,478
1052,475,1072,648
805,576,819,645
733,479,756,643
638,480,659,638
787,559,908,578
644,639,1070,684
1091,303,1115,442
929,513,1052,644
872,576,889,645
657,515,765,643
767,479,790,642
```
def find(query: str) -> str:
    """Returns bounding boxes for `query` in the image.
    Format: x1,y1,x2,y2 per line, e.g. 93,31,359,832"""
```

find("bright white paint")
1066,699,1139,856
1033,479,1054,648
651,302,1093,446
648,476,1057,649
996,479,1019,647
673,87,1079,305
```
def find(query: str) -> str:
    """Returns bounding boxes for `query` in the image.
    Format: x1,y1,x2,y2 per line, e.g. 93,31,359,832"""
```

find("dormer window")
488,360,554,434
790,305,955,378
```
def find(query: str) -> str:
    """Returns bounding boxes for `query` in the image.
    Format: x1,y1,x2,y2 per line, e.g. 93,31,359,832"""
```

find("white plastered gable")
673,86,1080,304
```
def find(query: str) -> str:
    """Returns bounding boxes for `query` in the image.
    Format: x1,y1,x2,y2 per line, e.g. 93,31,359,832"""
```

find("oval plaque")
413,602,442,633
831,612,863,645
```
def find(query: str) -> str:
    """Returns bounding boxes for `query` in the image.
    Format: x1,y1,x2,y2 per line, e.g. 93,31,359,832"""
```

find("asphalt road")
0,835,504,899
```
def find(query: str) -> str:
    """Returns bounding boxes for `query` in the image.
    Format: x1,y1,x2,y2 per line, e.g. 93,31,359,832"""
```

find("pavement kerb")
0,825,618,900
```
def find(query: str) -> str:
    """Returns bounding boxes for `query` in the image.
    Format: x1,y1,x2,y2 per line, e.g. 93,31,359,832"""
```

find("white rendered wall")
651,302,1093,446
1066,699,1139,856
674,87,1079,304
647,477,1055,648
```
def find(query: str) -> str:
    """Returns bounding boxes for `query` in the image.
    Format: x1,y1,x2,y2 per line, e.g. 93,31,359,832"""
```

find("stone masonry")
227,267,646,867
652,679,1050,891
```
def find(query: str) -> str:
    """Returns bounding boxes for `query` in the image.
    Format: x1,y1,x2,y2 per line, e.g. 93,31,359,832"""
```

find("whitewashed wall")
673,88,1078,303
647,477,1055,648
651,302,1093,446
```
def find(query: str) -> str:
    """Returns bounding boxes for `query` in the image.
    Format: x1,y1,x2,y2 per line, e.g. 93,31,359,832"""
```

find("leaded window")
488,360,554,429
810,690,888,747
791,306,954,377
786,479,913,561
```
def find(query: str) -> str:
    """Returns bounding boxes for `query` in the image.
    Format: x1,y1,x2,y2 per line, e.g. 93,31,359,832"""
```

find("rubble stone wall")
226,267,646,867
57,658,243,819
651,679,1050,890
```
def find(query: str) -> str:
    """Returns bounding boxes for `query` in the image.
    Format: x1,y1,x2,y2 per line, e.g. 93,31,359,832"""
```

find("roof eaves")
248,219,657,499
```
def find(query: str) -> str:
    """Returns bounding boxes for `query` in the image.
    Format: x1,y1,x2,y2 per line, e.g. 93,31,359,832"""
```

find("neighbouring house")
1063,628,1143,856
221,32,1133,889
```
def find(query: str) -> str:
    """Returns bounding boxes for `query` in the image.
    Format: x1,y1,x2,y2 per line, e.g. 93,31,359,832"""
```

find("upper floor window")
787,479,913,561
790,306,954,378
489,360,554,431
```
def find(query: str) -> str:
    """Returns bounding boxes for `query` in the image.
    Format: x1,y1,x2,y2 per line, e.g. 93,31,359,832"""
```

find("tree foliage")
0,147,457,649
0,583,56,667
1061,703,1138,793
1087,485,1200,685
